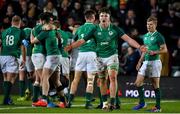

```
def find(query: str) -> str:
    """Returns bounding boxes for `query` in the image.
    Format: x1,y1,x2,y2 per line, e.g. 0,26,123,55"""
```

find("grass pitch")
0,95,180,113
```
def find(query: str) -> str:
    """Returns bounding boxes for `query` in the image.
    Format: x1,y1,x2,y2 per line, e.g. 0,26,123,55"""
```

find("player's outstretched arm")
121,34,147,52
64,39,85,52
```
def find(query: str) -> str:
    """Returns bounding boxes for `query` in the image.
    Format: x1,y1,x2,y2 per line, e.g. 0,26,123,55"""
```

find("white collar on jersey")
99,23,111,31
148,30,157,36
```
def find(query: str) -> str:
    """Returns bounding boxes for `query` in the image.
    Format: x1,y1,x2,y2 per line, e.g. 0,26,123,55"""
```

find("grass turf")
0,95,180,113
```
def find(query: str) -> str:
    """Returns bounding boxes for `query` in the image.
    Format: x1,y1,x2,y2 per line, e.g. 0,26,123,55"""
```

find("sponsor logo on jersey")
150,37,154,40
100,42,109,45
109,31,113,36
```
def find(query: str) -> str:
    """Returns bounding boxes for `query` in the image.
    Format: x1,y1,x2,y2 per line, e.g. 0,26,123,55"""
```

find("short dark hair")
84,9,96,19
147,16,157,24
12,15,21,23
42,12,54,23
38,13,45,20
98,7,111,15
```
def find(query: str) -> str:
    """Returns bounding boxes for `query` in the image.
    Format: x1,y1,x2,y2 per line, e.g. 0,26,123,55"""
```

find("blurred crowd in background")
0,0,180,77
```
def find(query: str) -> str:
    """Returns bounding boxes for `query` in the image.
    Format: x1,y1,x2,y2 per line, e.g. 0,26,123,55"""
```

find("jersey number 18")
6,35,14,46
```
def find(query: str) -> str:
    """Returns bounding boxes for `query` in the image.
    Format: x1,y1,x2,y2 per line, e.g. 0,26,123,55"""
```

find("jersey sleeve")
157,33,166,45
20,30,26,42
23,28,32,41
33,25,42,37
36,31,49,41
113,25,125,37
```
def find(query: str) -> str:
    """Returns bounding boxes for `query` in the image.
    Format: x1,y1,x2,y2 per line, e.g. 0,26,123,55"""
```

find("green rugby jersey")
143,31,165,61
57,29,72,57
32,24,46,54
23,27,33,56
93,24,125,58
37,30,60,56
1,26,25,58
76,22,97,52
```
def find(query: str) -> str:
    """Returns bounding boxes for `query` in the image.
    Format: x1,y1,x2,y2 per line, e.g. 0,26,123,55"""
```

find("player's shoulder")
34,24,42,30
110,24,120,30
3,27,13,32
111,24,125,34
1,28,8,34
143,32,149,37
66,31,73,36
156,31,164,37
23,27,32,31
2,27,18,34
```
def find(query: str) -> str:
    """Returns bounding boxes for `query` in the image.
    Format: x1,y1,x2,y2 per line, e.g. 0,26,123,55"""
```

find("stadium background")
0,0,180,99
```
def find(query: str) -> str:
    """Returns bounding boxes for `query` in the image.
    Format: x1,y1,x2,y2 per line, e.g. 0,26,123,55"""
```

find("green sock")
138,86,145,104
42,95,49,103
32,85,40,102
102,94,108,102
3,81,8,99
85,92,92,105
27,78,33,92
39,87,42,96
155,88,161,108
3,81,12,100
97,87,103,105
110,97,115,106
115,89,121,105
19,80,25,97
68,94,74,103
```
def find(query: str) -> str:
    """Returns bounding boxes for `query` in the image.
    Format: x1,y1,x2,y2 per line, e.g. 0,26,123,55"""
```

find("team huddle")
0,7,167,112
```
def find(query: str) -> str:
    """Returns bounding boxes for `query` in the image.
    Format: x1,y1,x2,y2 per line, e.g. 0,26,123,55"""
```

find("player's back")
1,26,24,57
76,22,96,52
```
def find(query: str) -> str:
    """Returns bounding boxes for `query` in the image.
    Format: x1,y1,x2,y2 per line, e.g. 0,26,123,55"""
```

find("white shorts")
70,48,79,71
0,56,19,73
18,56,34,72
75,52,98,73
44,55,61,71
60,56,70,75
32,53,45,70
70,57,77,71
138,60,162,77
97,54,119,71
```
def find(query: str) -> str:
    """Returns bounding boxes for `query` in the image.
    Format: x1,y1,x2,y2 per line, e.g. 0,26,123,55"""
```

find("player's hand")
148,51,158,55
64,45,72,52
139,45,147,52
136,62,142,71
